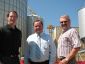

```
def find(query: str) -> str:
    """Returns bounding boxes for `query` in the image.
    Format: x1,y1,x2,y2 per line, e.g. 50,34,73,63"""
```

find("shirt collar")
35,32,43,37
62,27,71,33
6,24,16,29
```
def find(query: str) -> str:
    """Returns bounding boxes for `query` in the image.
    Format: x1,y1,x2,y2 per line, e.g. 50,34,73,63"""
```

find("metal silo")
78,8,85,42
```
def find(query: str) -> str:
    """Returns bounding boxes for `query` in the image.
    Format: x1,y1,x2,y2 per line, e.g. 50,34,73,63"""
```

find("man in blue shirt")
24,18,56,64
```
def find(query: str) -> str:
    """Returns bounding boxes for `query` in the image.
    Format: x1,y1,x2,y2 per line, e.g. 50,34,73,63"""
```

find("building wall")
26,16,33,37
0,0,27,57
53,26,61,42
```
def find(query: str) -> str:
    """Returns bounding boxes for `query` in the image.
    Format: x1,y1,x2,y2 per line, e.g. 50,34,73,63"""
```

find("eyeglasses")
60,21,68,24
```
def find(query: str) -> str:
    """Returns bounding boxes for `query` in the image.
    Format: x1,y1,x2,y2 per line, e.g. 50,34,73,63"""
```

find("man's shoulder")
43,32,50,37
0,26,5,32
66,28,78,36
16,27,22,33
0,25,9,31
69,28,78,32
70,28,76,30
29,33,35,37
42,33,52,39
26,33,35,41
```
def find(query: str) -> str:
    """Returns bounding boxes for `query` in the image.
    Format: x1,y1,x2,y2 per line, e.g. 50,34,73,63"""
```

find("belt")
29,59,49,64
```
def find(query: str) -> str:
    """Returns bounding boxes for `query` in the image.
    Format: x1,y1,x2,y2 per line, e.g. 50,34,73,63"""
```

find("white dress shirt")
24,32,56,64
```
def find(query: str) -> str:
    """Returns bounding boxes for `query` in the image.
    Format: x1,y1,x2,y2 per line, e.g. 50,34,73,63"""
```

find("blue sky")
28,0,85,33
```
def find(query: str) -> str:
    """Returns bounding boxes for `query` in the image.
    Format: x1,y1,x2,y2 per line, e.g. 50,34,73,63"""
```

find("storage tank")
78,8,85,42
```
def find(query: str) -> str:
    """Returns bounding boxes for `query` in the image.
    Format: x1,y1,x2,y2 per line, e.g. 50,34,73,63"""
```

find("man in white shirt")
24,18,56,64
57,15,81,64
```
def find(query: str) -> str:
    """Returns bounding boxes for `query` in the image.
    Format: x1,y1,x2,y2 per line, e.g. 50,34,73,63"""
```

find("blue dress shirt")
24,32,56,64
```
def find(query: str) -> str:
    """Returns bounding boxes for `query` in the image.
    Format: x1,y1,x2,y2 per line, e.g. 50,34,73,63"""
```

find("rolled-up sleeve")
71,29,81,48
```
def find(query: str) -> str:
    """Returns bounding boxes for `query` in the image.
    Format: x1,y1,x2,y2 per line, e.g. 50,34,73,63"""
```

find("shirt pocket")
42,41,49,51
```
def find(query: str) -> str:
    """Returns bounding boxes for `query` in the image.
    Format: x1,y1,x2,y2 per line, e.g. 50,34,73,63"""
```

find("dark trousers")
0,56,19,64
29,59,49,64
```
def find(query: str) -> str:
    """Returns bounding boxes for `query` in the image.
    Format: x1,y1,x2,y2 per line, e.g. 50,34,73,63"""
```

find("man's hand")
58,58,68,64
